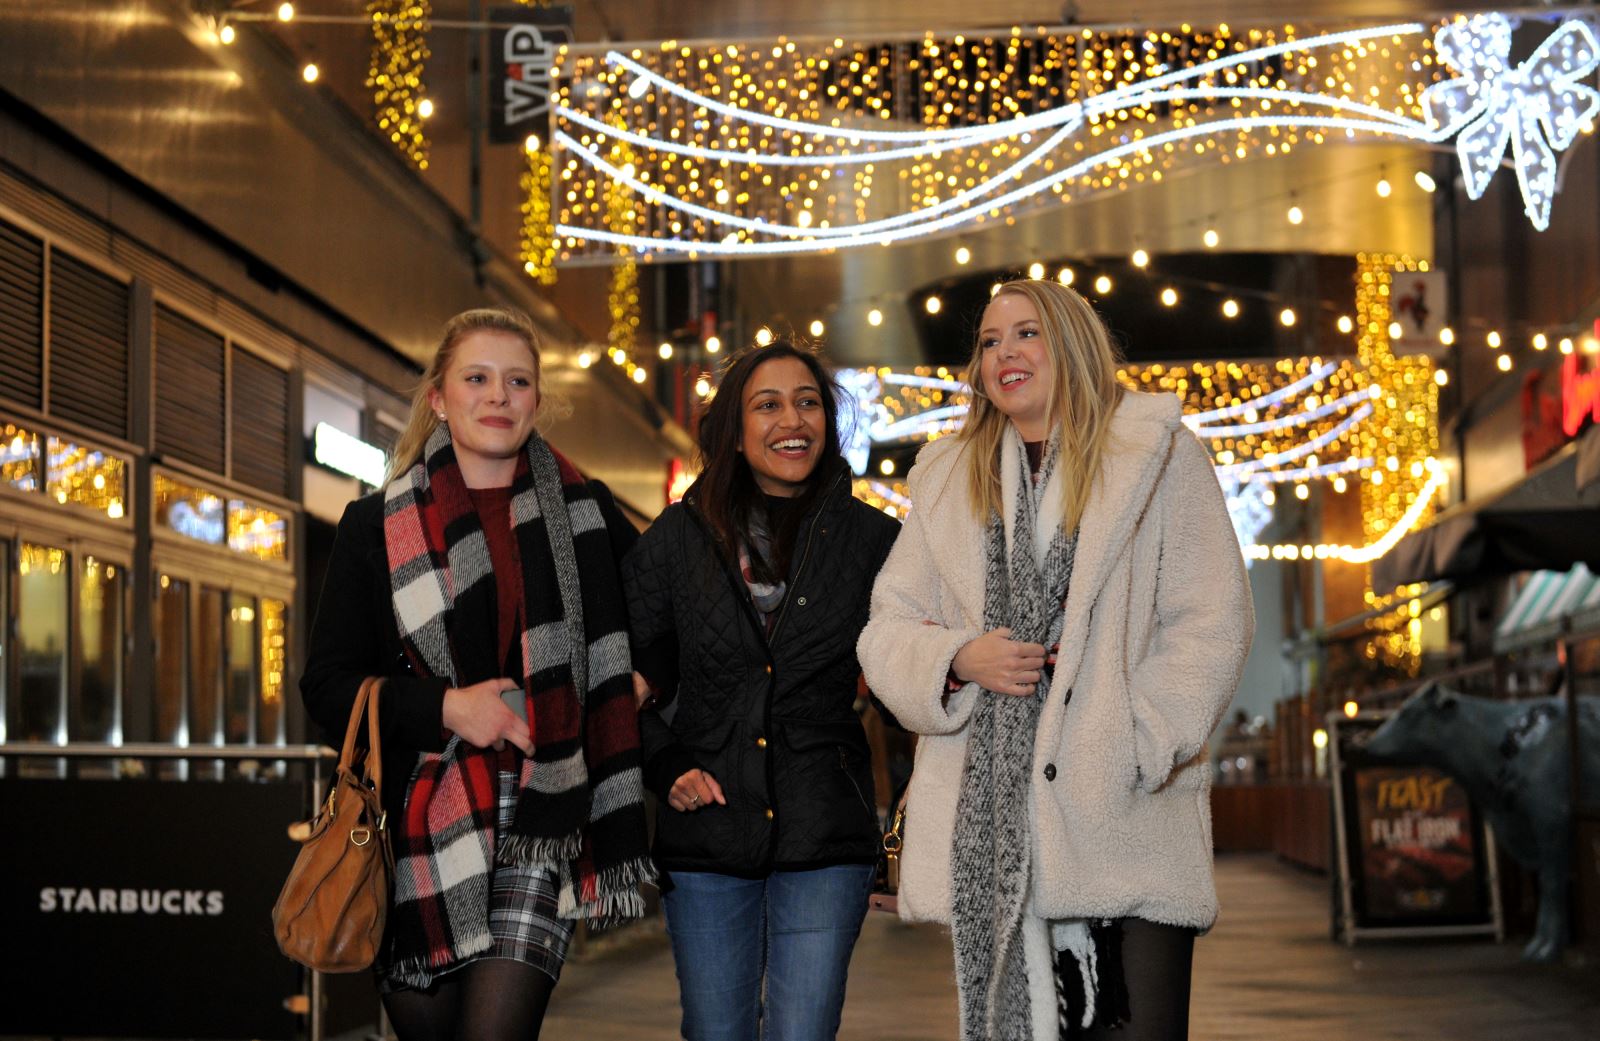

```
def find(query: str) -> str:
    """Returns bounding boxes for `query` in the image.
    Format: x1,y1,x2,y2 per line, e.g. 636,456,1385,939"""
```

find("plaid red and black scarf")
381,424,653,984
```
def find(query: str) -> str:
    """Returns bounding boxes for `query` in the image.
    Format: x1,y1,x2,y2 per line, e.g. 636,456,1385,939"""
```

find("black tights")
382,958,557,1041
1081,918,1194,1041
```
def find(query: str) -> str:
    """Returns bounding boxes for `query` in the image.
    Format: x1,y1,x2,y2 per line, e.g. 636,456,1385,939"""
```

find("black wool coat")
299,482,638,824
623,463,901,877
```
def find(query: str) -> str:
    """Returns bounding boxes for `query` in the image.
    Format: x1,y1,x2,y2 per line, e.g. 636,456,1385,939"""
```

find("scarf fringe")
381,932,494,991
497,830,585,867
556,856,657,928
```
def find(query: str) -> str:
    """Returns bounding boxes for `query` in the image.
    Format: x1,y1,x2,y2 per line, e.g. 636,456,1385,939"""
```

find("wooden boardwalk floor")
543,854,1600,1040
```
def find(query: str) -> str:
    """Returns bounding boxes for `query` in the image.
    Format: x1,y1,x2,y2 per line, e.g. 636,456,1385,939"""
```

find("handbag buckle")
350,827,373,847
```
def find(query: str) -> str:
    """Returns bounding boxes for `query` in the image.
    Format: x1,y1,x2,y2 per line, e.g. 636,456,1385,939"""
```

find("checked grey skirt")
379,768,576,993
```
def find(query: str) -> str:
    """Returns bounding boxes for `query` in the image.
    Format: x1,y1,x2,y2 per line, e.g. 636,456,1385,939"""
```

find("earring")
436,412,446,421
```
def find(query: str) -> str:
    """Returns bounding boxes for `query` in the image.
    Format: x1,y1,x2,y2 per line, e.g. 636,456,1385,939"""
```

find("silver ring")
688,794,700,806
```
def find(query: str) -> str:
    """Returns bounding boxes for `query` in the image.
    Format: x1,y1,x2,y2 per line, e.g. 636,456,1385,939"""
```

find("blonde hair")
958,279,1124,531
384,307,543,486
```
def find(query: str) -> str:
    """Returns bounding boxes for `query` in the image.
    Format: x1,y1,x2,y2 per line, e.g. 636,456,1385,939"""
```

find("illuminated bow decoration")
1422,14,1600,231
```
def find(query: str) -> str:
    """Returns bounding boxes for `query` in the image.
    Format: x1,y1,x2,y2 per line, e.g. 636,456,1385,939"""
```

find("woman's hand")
667,768,726,813
632,670,655,710
442,677,534,754
951,627,1047,698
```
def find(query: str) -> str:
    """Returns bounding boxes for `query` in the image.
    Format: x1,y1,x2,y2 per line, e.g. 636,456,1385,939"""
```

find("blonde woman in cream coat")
858,279,1252,1041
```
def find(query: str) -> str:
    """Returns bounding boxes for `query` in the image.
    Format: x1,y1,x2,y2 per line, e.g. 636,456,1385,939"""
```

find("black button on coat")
623,465,900,877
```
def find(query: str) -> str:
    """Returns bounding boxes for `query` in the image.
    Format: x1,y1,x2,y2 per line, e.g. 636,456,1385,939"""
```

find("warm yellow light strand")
605,124,641,360
367,0,431,169
521,140,558,285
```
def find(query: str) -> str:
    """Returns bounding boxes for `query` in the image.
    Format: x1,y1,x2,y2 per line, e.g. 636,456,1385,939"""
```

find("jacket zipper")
768,466,844,648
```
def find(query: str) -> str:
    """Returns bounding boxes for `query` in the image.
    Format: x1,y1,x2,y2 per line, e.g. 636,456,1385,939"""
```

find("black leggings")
381,958,557,1041
1081,918,1195,1041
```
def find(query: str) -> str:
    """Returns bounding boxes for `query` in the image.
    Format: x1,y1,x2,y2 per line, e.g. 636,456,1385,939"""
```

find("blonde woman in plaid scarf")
301,308,652,1040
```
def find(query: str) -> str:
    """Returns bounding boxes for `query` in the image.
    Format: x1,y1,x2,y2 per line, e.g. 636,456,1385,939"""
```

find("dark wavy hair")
692,341,845,583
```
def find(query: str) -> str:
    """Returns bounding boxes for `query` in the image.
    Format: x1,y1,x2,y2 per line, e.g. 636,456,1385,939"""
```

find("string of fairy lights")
549,12,1600,256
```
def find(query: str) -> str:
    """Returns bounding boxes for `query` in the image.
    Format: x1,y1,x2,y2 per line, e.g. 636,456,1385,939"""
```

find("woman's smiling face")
977,291,1054,441
739,355,826,497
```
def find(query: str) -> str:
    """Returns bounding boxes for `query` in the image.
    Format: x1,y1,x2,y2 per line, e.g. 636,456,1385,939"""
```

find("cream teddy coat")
859,390,1252,941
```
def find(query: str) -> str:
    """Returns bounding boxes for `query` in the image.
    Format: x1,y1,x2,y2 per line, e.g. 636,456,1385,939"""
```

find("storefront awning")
1493,563,1600,653
1372,438,1600,591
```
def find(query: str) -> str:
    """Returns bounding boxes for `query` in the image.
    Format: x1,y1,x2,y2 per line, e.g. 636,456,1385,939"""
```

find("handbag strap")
363,679,384,801
335,677,385,801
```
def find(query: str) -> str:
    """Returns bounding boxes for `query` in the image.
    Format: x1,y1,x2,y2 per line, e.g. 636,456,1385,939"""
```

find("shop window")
0,543,8,742
155,474,225,546
12,543,68,744
153,574,188,744
155,472,288,562
228,501,288,562
259,598,287,746
46,437,126,519
226,593,257,744
72,556,122,743
193,587,225,746
2,422,40,493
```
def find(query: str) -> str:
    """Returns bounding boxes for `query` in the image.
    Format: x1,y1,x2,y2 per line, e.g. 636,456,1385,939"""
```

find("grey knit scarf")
951,432,1076,1041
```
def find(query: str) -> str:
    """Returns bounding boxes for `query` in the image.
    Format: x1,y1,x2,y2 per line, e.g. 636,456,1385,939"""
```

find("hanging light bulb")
925,296,942,315
705,335,722,354
1434,369,1449,386
658,343,674,360
1057,267,1074,286
1027,262,1045,280
1532,333,1549,351
1337,315,1354,334
1497,354,1513,372
754,327,773,346
1439,327,1456,346
954,246,971,265
1559,337,1575,354
809,319,825,337
1376,176,1393,198
867,308,884,327
1203,228,1220,249
1131,248,1150,268
1094,275,1112,294
418,98,435,119
1287,205,1304,225
1487,330,1502,349
1279,308,1297,327
1388,321,1403,339
302,62,319,83
277,2,295,21
1414,171,1437,193
1160,287,1178,307
219,23,236,45
1222,299,1240,319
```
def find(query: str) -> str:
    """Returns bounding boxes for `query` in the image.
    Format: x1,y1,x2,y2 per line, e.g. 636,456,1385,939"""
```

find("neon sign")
1561,321,1600,437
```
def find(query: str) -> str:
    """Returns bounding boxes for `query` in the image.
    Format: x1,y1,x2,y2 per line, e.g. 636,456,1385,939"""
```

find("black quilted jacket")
622,463,900,877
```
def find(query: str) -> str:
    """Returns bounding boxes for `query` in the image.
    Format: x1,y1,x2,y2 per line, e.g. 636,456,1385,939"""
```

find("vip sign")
1389,268,1450,357
489,6,574,145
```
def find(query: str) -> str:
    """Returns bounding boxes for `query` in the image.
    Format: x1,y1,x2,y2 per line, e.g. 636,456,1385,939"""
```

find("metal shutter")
154,306,226,474
0,218,44,410
230,347,290,497
48,251,129,438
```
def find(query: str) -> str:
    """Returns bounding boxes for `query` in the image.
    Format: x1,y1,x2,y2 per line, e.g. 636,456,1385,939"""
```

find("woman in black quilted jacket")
623,341,899,1041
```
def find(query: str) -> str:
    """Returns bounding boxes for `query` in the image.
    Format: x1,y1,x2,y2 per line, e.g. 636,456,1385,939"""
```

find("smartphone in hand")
501,687,531,727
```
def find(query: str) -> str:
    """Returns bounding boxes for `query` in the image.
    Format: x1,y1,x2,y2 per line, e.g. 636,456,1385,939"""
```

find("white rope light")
555,16,1599,256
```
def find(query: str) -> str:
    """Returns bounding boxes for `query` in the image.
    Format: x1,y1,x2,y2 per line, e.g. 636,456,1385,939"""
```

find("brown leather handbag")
272,676,393,972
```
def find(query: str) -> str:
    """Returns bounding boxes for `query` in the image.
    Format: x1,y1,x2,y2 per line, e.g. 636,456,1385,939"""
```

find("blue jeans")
662,864,874,1041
